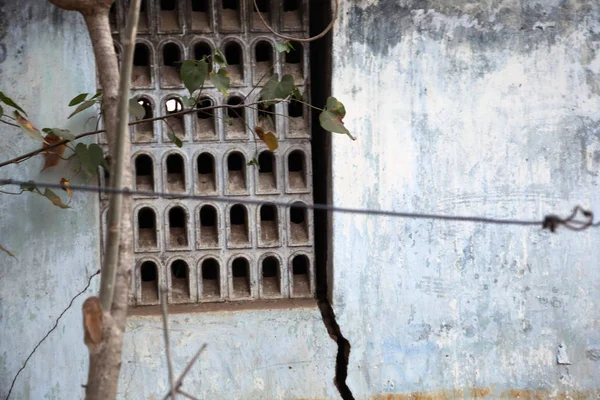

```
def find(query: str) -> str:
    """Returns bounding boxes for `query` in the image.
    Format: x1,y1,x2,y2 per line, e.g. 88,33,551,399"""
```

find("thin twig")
5,270,100,400
160,286,177,400
0,119,19,128
177,389,201,400
162,344,207,400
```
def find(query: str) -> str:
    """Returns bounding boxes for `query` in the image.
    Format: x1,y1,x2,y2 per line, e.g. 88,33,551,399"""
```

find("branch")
160,287,177,400
161,344,207,400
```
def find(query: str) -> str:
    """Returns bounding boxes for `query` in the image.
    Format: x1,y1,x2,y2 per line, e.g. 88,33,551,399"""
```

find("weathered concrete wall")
330,0,600,398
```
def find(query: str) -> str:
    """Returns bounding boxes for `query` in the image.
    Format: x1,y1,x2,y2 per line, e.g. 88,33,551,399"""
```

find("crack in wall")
318,299,354,400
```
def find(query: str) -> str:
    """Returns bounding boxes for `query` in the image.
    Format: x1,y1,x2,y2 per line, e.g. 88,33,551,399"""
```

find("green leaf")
213,48,228,67
275,41,294,54
181,60,208,95
43,188,70,209
167,131,183,148
68,100,96,119
88,144,106,170
90,90,103,100
75,143,95,175
292,88,303,101
68,93,89,107
319,97,355,140
260,74,296,103
0,243,16,259
14,111,45,142
247,158,260,168
210,68,230,95
0,104,3,119
20,180,40,194
129,98,146,120
181,96,197,108
0,91,27,115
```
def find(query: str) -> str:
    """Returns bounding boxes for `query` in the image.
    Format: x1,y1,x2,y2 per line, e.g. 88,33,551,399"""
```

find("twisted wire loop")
543,206,599,232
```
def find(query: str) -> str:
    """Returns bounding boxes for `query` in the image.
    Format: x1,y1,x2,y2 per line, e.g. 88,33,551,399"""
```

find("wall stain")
371,388,594,400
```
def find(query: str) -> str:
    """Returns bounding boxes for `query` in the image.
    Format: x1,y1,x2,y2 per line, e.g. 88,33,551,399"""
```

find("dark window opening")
135,154,154,191
140,0,146,12
292,254,310,296
260,204,279,244
223,0,238,10
194,42,212,63
166,153,186,193
290,202,308,243
159,0,180,31
195,97,215,139
191,0,210,30
199,205,218,246
141,261,159,302
138,208,157,247
161,0,176,10
257,104,275,131
224,42,243,83
170,260,190,300
225,97,245,137
230,205,249,244
221,0,241,30
262,256,280,296
227,151,246,192
138,0,148,31
283,42,303,81
192,0,208,12
286,42,302,64
109,4,118,29
196,153,216,193
168,207,188,247
133,43,149,66
288,150,306,190
202,258,220,298
254,0,269,13
282,0,302,29
257,151,276,192
289,100,303,118
227,97,244,119
284,0,299,11
134,98,154,142
139,99,153,119
196,98,214,119
231,257,250,296
255,41,273,63
163,43,181,67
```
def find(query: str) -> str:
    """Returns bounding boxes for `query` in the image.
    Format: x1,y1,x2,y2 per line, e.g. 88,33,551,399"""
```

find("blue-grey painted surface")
331,0,600,398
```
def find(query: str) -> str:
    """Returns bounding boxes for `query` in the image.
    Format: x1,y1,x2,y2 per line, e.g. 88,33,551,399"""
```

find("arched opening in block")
138,0,149,31
168,206,188,247
227,151,246,193
194,42,213,72
201,258,220,298
138,207,157,247
252,0,270,29
199,205,218,246
164,98,185,140
160,0,180,31
231,257,250,296
134,98,154,142
221,0,241,30
162,43,182,86
287,150,306,190
257,103,276,133
132,43,151,86
259,204,278,244
229,205,249,244
140,261,159,302
283,0,302,29
109,3,118,31
224,42,243,83
289,202,308,243
257,151,276,191
166,153,186,193
292,254,310,295
191,0,210,30
170,260,190,300
225,96,245,137
262,256,280,296
196,153,216,193
284,41,303,81
135,154,154,191
195,97,215,139
254,41,273,78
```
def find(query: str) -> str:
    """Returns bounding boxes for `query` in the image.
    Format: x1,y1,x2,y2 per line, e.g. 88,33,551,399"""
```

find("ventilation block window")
138,208,157,248
229,205,249,245
170,260,190,300
224,42,244,84
191,0,210,31
221,0,241,31
135,154,154,191
201,258,220,299
227,151,247,193
195,97,216,139
282,0,302,30
168,206,188,248
196,153,216,193
289,202,308,243
257,151,276,192
194,42,213,72
166,153,186,193
140,261,159,302
287,150,306,190
225,97,245,138
231,257,250,297
165,98,185,140
261,256,280,296
138,0,149,31
132,43,151,86
254,41,274,82
257,103,275,132
284,41,303,83
199,205,219,247
259,204,279,245
160,0,180,31
134,98,154,142
252,0,270,29
161,43,182,86
292,254,310,296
